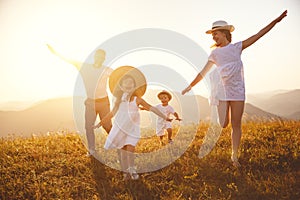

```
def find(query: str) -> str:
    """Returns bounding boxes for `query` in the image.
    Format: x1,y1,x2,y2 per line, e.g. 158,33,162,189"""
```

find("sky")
0,0,299,103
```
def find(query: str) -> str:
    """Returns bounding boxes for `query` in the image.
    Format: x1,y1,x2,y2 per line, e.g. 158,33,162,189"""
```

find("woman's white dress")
208,41,245,105
104,96,140,149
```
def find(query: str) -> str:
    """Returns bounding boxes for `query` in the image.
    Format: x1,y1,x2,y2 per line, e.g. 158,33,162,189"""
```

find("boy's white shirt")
155,104,175,123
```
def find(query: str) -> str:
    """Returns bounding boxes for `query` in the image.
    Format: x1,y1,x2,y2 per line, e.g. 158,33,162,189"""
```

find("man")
47,45,112,156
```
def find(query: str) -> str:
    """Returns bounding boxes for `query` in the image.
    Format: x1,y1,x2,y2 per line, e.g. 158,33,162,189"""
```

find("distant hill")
0,100,37,111
0,90,284,137
243,103,283,122
0,97,76,137
286,111,300,120
247,89,300,119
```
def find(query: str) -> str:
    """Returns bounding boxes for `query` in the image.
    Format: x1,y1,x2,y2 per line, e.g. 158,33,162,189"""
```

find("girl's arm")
136,97,171,121
93,111,113,129
47,44,82,70
181,61,214,95
242,10,287,50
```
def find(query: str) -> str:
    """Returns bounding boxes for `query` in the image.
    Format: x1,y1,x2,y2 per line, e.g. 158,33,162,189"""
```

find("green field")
0,121,299,200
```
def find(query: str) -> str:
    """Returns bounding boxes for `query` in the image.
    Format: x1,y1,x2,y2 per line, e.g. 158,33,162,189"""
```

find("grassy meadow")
0,121,299,200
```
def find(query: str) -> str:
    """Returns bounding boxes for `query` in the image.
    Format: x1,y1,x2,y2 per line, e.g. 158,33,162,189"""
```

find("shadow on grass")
90,157,159,200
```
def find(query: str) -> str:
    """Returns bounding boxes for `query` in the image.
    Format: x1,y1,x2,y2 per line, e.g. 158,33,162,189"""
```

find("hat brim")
109,66,147,97
157,91,172,100
206,25,235,34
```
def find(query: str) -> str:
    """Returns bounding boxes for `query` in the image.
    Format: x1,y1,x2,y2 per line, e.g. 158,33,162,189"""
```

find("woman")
182,10,287,167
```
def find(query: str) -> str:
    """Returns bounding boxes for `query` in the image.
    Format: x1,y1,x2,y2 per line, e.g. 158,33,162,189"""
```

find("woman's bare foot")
231,155,241,167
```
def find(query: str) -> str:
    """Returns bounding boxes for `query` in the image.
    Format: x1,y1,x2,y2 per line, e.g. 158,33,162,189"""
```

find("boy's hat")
206,20,235,34
109,66,147,97
157,90,172,100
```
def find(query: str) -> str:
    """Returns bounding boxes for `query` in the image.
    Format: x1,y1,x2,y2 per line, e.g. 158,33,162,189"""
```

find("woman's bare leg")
229,101,245,167
217,101,230,128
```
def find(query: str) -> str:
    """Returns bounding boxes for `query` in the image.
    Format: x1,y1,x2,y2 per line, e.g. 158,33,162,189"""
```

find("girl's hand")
93,122,102,129
181,85,192,95
139,106,148,111
276,10,287,23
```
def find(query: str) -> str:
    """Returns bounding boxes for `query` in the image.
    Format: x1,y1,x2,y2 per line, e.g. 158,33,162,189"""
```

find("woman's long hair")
220,29,232,43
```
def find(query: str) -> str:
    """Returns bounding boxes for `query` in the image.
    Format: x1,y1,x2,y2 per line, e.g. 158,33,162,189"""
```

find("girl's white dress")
104,96,140,149
208,42,245,105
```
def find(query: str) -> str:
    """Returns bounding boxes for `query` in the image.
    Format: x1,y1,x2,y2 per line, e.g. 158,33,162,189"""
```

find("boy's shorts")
156,122,172,136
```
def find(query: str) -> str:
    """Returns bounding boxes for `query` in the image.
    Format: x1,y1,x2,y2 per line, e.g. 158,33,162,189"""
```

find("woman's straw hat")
109,66,147,97
157,90,172,100
206,20,235,34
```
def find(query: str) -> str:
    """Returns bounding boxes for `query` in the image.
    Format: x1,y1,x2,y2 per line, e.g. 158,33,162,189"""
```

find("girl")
182,10,287,167
94,66,171,180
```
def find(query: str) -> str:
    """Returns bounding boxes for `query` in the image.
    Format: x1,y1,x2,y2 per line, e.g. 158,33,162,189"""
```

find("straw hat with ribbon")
109,66,147,97
206,20,235,34
157,90,172,101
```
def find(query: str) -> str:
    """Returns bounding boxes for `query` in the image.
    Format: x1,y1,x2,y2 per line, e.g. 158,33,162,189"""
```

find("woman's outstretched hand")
46,44,56,55
276,10,287,23
181,85,192,95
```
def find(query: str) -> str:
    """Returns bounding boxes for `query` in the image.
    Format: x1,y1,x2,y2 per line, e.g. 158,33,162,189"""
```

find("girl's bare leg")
125,145,135,168
120,147,129,172
124,145,139,180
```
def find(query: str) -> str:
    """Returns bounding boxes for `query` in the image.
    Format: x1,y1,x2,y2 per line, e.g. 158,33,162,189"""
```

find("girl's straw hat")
157,90,172,100
109,66,147,97
206,20,235,34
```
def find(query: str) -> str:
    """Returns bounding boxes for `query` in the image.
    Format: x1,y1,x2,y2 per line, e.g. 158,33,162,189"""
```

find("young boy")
155,90,181,144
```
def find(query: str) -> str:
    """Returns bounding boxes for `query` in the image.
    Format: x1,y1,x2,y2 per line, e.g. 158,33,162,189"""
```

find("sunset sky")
0,0,299,103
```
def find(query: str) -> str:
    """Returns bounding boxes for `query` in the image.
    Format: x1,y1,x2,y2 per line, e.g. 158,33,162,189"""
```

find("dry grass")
0,121,299,200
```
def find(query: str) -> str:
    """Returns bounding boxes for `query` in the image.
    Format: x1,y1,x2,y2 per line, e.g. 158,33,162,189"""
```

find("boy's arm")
173,112,182,121
242,10,287,50
47,44,83,70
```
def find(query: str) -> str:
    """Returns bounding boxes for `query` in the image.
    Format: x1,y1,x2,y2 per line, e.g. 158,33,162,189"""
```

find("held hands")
93,122,102,129
181,85,192,95
166,118,173,122
175,117,182,121
139,106,149,111
165,117,181,122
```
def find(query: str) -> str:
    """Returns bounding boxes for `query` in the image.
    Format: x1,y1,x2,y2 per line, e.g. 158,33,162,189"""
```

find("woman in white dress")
94,66,171,180
182,10,287,167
